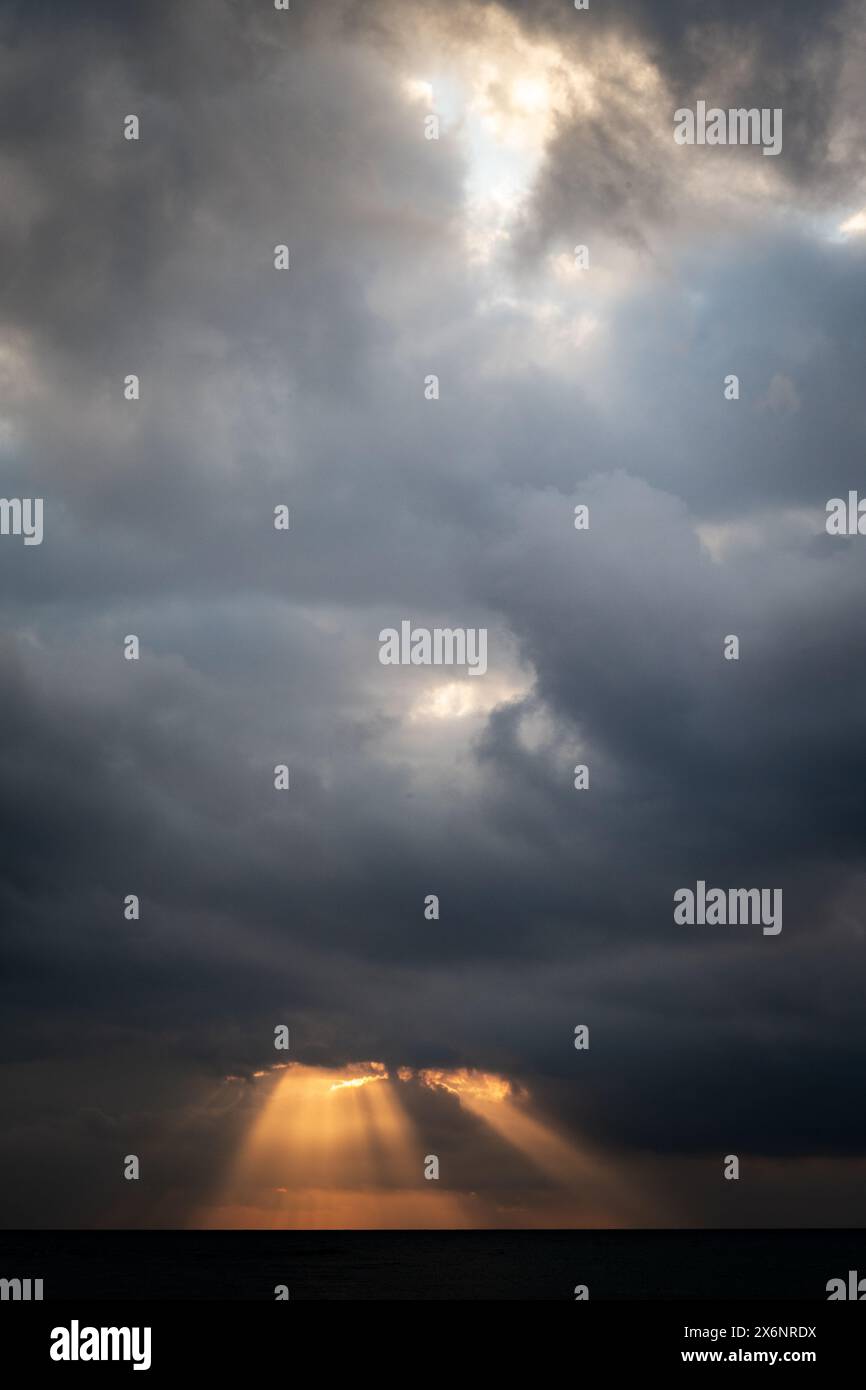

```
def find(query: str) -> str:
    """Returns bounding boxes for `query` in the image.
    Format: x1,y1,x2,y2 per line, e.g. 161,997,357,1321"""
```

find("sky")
1,0,866,1229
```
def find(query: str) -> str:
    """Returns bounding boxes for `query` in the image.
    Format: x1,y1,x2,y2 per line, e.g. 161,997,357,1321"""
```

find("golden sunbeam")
190,1062,639,1228
192,1063,472,1228
418,1068,641,1226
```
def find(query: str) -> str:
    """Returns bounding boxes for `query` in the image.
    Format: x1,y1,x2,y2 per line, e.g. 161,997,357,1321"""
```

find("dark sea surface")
2,1230,865,1300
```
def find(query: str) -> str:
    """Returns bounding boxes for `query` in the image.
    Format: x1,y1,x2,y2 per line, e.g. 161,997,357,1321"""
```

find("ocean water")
2,1230,864,1300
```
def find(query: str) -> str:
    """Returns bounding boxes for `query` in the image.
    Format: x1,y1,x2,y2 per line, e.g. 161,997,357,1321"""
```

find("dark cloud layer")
1,0,866,1226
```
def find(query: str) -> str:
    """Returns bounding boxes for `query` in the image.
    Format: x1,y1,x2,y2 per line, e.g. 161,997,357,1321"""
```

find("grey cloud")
1,0,865,1228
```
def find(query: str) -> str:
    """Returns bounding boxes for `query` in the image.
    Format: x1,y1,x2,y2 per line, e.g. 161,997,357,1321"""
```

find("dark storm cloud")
1,0,866,1226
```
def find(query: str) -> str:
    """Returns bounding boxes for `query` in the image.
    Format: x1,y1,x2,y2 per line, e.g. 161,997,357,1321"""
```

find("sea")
2,1229,864,1300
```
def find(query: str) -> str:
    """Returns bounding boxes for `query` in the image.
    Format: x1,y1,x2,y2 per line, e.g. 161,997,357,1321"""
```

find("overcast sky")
1,0,866,1229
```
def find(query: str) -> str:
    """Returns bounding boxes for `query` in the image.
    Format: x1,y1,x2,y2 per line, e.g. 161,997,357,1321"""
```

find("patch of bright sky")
401,14,596,268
